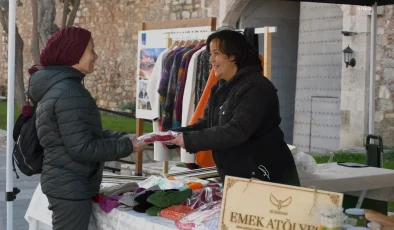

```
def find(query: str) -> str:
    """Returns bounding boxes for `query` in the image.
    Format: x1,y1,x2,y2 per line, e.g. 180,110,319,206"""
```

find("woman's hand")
168,133,185,148
131,140,148,153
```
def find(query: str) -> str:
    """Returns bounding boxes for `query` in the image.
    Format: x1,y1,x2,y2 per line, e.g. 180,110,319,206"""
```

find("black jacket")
30,66,133,200
182,66,300,186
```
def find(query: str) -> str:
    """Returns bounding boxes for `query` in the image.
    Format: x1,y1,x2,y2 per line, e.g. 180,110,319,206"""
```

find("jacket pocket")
218,102,233,126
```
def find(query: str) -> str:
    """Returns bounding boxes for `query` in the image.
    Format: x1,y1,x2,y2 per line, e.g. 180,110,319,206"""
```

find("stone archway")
218,0,252,27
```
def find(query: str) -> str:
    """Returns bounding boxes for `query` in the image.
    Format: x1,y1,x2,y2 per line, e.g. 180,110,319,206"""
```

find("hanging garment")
158,48,184,129
244,27,259,52
194,49,211,108
180,46,207,163
147,49,178,161
147,49,169,119
162,47,193,131
181,46,206,128
175,44,206,128
172,47,197,128
193,69,220,168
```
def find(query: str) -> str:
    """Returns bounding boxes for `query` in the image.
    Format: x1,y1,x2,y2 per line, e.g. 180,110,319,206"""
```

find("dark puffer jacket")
29,65,132,200
182,66,300,186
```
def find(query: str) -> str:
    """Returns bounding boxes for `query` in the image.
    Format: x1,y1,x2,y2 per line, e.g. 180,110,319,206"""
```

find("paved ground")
0,148,40,230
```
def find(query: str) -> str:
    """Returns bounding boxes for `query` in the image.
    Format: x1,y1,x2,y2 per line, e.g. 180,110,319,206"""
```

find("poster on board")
135,26,211,120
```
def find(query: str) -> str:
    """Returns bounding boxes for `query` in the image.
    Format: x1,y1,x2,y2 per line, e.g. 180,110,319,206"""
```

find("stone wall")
339,5,371,148
0,0,220,109
375,5,394,146
340,5,394,147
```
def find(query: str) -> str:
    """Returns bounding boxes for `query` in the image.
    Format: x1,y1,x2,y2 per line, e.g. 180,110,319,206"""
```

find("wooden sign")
219,176,343,230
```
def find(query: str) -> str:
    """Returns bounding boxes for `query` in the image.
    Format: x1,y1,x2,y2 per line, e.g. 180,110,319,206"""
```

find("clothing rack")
135,18,276,177
135,18,216,177
165,26,276,79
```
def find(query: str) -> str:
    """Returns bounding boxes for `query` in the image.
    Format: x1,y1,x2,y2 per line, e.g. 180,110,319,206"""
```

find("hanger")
196,39,205,47
191,37,200,46
169,39,179,49
184,37,194,47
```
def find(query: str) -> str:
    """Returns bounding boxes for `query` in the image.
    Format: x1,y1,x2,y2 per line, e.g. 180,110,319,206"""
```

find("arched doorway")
221,1,343,152
237,0,300,144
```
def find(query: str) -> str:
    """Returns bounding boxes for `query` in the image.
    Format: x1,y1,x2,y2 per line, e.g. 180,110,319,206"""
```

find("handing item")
137,131,180,143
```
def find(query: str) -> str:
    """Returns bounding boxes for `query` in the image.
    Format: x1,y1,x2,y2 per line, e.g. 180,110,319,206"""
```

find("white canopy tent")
6,0,16,229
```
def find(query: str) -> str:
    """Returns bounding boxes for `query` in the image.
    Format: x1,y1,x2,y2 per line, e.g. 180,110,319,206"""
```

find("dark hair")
206,29,261,69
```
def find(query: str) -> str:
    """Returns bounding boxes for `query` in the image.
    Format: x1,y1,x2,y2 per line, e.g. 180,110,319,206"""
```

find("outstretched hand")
168,133,185,148
132,140,149,153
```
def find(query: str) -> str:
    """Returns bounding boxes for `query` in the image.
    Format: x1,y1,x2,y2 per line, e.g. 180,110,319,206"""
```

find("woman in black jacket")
169,29,300,186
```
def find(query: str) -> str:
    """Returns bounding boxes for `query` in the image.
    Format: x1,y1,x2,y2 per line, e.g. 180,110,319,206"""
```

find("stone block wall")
0,0,220,109
375,5,394,146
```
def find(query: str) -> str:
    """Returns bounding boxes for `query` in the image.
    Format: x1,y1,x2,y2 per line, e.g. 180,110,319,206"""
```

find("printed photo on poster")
138,80,151,110
139,48,165,80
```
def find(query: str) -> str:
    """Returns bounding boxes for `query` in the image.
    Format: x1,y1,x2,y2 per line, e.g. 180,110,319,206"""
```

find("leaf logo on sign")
270,194,292,210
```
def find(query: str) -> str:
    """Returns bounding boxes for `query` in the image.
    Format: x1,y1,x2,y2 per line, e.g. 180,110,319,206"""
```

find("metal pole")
6,0,16,229
369,2,377,135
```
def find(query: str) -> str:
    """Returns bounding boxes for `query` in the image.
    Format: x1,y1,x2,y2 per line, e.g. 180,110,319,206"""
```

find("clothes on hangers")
162,47,193,130
194,50,211,108
147,39,208,161
147,48,178,161
180,46,207,163
172,47,198,128
175,43,206,127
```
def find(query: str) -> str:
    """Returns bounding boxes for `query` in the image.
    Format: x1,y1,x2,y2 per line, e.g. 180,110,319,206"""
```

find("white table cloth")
26,163,394,229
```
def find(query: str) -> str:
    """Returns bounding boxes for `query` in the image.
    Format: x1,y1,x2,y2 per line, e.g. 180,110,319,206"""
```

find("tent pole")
6,0,16,229
369,2,377,135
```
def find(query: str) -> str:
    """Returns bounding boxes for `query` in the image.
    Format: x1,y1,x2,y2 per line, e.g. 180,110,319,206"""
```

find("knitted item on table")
160,205,194,221
133,203,154,213
118,193,138,208
136,187,146,194
99,196,122,213
99,182,139,197
132,189,161,213
134,190,156,205
186,182,203,190
147,188,192,208
146,206,163,216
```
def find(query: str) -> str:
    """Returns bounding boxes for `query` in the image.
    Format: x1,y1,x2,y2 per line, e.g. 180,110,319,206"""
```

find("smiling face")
73,38,98,74
209,38,238,81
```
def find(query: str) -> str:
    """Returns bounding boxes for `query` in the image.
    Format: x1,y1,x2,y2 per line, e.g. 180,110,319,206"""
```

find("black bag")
12,75,43,178
12,112,43,178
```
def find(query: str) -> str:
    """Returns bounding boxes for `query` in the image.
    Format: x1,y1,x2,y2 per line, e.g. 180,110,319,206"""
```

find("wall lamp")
343,45,356,68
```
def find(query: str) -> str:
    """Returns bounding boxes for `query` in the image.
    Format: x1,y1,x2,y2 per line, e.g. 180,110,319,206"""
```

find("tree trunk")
0,4,26,110
66,0,80,27
31,0,40,64
37,0,59,48
61,0,68,28
15,27,25,110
